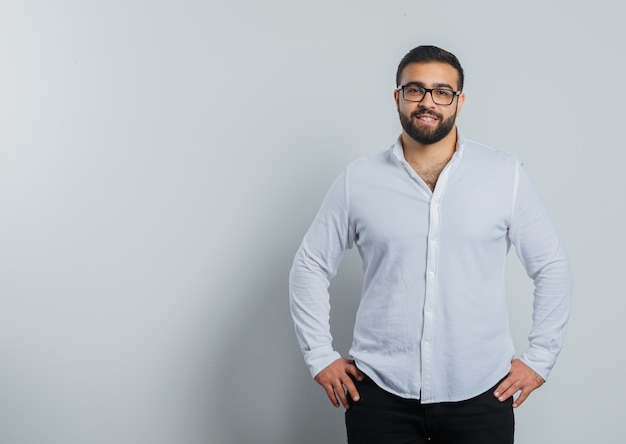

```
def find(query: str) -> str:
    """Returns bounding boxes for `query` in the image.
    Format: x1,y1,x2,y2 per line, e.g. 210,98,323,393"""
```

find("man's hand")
314,358,364,409
494,359,545,408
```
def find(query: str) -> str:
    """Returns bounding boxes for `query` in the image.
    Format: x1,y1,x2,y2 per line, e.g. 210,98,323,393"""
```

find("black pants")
345,375,514,444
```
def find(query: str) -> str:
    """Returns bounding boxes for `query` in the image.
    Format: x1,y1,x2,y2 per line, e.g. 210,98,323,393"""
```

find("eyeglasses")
397,84,461,105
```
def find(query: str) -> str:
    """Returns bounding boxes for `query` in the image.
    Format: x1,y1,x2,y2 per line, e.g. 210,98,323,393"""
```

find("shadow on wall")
202,127,366,443
208,221,363,443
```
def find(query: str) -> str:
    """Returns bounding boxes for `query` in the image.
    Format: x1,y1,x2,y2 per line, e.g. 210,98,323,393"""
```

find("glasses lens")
431,89,455,105
403,86,425,102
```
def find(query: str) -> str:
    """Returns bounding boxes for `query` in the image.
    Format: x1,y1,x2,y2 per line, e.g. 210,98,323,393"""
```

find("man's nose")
419,90,437,107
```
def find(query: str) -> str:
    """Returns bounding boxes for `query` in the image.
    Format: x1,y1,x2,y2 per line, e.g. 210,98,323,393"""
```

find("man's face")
394,62,465,145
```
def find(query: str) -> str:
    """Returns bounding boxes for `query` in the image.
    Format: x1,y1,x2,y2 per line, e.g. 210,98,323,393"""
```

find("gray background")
0,1,623,443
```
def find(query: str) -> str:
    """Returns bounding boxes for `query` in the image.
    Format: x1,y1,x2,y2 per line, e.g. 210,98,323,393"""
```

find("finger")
347,363,364,381
335,383,351,409
342,377,361,403
495,380,521,402
514,378,543,408
512,390,529,408
323,385,340,408
500,382,522,402
494,378,514,400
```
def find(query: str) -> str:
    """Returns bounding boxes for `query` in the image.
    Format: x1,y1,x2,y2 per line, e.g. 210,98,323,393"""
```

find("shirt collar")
391,127,467,161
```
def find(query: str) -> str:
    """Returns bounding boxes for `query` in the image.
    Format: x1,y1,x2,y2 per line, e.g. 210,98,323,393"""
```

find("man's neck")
401,126,458,166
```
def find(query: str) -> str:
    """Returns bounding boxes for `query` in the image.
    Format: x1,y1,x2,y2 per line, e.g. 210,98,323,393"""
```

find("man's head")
394,45,465,145
396,45,464,91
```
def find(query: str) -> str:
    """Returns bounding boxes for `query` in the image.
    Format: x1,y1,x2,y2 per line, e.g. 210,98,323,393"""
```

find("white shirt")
289,132,572,403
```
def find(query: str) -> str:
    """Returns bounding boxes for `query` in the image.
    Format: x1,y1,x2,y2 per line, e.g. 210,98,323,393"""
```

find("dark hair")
396,45,464,91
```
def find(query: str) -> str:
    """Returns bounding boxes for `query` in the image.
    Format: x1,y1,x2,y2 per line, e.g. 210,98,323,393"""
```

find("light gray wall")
0,1,623,443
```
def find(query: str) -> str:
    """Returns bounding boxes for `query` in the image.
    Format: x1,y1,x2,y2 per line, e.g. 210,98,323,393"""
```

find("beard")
399,107,457,145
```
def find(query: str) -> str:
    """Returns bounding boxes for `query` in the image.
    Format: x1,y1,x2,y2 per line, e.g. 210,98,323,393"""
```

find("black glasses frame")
397,84,462,105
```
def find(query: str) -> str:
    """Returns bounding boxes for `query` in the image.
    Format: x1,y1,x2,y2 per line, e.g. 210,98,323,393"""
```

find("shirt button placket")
421,196,440,401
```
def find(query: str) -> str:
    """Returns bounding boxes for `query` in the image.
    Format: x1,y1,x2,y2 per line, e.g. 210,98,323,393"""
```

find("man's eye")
406,87,423,94
435,89,453,97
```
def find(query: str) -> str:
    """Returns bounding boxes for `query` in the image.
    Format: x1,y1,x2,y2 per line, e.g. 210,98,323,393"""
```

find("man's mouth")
413,113,440,124
417,115,436,122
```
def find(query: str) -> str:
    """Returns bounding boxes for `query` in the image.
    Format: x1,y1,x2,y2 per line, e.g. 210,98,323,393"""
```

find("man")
289,45,572,443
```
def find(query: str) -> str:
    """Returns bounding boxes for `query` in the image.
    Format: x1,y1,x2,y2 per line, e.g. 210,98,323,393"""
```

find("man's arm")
495,162,573,407
289,169,361,407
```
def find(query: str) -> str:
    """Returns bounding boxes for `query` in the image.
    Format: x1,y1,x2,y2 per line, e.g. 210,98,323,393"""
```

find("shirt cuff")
304,347,342,379
519,348,555,382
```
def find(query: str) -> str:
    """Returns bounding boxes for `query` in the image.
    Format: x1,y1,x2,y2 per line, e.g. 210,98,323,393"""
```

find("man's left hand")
494,359,545,408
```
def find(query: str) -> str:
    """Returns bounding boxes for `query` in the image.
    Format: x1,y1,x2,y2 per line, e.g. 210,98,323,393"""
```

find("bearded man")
289,45,572,444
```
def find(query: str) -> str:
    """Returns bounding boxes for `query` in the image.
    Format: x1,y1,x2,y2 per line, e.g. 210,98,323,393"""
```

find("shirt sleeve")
509,162,573,381
289,168,355,379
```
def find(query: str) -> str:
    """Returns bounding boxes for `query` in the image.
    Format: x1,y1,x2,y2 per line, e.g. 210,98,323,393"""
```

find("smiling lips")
418,116,436,123
413,111,441,125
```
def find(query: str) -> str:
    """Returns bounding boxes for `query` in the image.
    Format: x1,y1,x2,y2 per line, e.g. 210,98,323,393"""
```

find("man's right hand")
314,358,364,409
